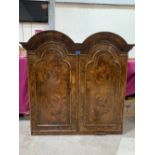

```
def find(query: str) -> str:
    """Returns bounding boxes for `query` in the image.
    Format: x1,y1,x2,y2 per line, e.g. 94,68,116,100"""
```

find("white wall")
129,46,135,58
55,3,135,44
19,23,50,42
56,0,135,5
19,2,135,57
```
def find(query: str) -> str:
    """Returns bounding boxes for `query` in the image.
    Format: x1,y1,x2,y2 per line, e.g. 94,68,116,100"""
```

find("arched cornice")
21,30,76,52
81,32,132,54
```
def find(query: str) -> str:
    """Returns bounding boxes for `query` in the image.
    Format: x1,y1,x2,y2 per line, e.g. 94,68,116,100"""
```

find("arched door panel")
28,43,78,135
79,44,127,134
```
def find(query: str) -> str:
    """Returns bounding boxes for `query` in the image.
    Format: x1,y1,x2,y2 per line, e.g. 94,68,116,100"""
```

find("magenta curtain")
19,56,29,115
126,59,135,96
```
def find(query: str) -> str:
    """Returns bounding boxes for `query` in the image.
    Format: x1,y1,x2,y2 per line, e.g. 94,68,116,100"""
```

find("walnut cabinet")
22,31,133,135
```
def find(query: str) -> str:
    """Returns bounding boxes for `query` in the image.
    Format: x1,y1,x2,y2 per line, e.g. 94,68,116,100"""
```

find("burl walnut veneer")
21,31,133,135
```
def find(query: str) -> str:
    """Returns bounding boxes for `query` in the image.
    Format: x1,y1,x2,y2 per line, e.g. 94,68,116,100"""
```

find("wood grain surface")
21,31,132,135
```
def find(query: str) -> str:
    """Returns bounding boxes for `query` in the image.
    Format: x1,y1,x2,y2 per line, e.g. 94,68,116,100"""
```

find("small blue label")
75,50,80,55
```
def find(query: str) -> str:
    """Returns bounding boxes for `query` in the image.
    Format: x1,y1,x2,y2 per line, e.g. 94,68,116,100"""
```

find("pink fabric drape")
19,56,29,115
126,59,135,96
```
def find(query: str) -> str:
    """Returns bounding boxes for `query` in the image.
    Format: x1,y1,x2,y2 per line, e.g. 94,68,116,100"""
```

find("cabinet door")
79,44,128,134
28,43,78,135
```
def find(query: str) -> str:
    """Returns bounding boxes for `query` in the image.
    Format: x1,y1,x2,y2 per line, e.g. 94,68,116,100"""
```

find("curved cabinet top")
21,31,133,55
81,32,131,54
21,30,76,52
